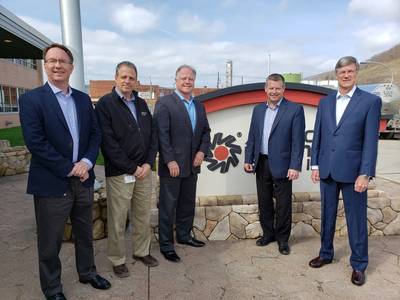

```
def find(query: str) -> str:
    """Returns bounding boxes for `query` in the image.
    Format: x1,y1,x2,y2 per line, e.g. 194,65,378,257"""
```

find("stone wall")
0,140,31,176
63,177,400,241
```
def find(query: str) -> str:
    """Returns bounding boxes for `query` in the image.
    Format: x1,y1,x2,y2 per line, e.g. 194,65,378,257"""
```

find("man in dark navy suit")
154,65,211,262
244,73,305,255
309,56,381,286
19,43,110,300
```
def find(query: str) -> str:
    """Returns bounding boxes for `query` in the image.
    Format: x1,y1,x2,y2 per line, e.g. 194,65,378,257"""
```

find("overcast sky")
2,0,400,87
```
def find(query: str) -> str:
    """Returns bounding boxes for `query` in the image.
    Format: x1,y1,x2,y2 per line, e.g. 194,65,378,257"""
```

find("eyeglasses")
45,59,72,66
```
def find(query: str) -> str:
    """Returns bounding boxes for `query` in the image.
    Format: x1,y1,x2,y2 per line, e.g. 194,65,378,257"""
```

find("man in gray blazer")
154,65,211,262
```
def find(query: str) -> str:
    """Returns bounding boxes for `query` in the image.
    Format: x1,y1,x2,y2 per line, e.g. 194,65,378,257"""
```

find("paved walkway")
1,172,400,299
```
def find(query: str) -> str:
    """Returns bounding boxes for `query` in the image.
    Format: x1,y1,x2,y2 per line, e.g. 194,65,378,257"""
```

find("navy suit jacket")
245,98,305,178
311,87,382,182
154,92,211,177
19,82,101,196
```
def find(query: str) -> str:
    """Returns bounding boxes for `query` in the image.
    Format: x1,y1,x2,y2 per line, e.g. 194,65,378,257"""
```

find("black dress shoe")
278,241,290,255
161,250,181,262
309,256,333,268
351,270,366,286
256,236,276,246
46,292,66,300
79,274,111,290
178,238,205,247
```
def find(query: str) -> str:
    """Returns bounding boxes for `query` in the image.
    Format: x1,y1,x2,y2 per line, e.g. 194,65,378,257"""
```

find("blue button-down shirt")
261,99,282,155
48,82,92,169
116,87,137,121
175,90,196,131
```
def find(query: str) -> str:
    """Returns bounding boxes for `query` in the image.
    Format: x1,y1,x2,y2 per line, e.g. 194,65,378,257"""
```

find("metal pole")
360,60,394,87
59,0,85,91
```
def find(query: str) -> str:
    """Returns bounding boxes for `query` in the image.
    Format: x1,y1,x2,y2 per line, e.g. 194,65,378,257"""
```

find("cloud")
19,15,61,42
110,3,158,34
177,14,226,39
348,0,400,22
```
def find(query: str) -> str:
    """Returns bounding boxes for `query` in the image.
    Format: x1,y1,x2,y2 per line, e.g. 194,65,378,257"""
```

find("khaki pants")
106,173,152,266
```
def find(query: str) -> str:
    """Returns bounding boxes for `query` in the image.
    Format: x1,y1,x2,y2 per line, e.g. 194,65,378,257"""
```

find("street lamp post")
360,60,394,87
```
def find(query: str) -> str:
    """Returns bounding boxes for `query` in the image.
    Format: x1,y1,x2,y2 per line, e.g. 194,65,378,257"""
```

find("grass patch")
0,126,104,165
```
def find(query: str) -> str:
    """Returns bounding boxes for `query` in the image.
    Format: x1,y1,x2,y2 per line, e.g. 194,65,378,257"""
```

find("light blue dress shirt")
48,82,93,169
260,99,282,155
175,90,196,131
115,87,137,121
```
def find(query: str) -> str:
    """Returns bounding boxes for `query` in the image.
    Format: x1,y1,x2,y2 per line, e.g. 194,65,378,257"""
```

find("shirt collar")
175,90,194,103
115,87,135,101
266,98,283,109
47,81,72,96
337,85,356,100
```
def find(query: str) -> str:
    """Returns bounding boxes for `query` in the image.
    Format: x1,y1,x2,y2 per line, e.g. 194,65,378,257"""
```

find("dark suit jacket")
245,98,305,178
154,92,211,177
19,82,101,196
311,87,382,182
95,88,157,177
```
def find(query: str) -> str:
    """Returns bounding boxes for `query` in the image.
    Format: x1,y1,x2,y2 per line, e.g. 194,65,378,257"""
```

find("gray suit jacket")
154,92,211,177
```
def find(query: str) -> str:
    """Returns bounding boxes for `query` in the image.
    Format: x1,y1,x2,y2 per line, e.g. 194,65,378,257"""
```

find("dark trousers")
319,176,368,271
256,155,292,242
34,177,97,297
158,173,198,252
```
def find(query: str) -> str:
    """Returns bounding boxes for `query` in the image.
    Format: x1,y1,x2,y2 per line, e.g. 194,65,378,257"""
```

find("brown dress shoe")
133,254,159,267
351,270,366,286
309,256,332,268
113,264,130,278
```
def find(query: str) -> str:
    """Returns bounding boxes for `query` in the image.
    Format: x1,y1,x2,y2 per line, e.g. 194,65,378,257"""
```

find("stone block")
92,203,101,221
383,215,400,235
303,202,321,219
193,207,206,231
193,227,208,242
240,213,259,223
199,196,218,206
242,194,257,205
382,207,397,223
245,221,262,238
335,216,346,231
101,207,107,220
63,224,72,241
93,219,104,240
311,219,321,233
203,220,218,237
4,168,16,176
205,206,231,221
93,193,100,202
217,195,242,206
292,202,302,213
232,204,258,214
290,222,318,240
309,192,321,202
390,197,400,212
292,213,313,224
367,207,383,224
228,234,239,240
370,228,384,236
373,221,387,230
368,197,391,209
293,192,310,202
229,212,248,239
208,216,230,240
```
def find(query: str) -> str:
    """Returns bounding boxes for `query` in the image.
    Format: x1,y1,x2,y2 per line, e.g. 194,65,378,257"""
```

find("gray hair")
175,64,196,79
115,61,138,77
266,73,285,87
335,56,359,71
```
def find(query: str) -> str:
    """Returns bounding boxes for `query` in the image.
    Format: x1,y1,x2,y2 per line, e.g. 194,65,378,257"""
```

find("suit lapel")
43,83,69,132
328,93,337,130
270,98,288,135
71,88,84,136
335,88,362,132
259,104,267,137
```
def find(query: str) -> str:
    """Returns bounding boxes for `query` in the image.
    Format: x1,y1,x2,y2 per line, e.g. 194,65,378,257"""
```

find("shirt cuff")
81,158,93,170
311,165,319,170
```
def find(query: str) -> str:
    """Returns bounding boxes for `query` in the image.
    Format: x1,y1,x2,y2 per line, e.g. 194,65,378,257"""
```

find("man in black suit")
154,64,211,262
95,61,159,278
19,43,110,300
244,73,305,255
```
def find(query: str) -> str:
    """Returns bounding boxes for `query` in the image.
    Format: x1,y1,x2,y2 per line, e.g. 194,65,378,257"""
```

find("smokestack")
226,60,233,87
